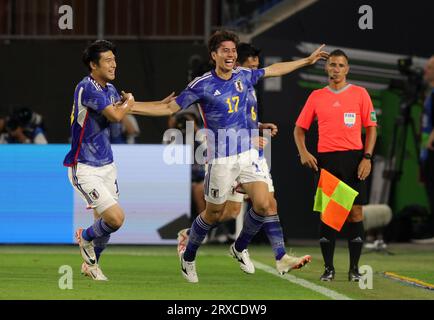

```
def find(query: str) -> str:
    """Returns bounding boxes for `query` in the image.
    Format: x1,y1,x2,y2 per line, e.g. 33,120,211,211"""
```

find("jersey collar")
211,69,234,82
326,83,352,94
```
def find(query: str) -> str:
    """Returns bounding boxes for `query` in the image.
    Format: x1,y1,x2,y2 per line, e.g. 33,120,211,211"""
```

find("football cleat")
75,228,97,266
348,268,363,282
276,254,312,275
81,262,108,281
229,243,255,274
180,250,198,283
320,266,336,281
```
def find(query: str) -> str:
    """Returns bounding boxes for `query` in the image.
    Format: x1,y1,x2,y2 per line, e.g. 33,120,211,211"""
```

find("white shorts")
68,162,119,214
226,157,274,203
204,149,269,205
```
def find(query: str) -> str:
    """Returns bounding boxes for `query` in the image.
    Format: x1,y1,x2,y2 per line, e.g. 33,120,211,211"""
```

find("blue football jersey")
175,67,265,158
63,76,120,167
245,84,264,157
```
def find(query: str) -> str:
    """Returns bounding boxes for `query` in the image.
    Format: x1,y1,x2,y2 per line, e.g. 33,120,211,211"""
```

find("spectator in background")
5,107,47,144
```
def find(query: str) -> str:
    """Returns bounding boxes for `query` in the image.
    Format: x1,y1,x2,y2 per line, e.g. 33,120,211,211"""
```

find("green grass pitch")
1,243,434,300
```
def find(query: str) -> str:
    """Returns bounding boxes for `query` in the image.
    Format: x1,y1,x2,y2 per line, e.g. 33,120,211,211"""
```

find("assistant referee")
294,49,377,282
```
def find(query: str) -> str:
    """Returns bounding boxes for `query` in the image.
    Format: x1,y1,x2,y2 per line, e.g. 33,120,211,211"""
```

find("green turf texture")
0,244,433,300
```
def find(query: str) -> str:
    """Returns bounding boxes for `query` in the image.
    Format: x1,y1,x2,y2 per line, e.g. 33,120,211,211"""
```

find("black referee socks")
319,221,336,269
347,221,364,270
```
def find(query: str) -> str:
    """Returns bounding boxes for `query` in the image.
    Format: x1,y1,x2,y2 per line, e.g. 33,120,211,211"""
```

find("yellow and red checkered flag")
313,169,359,231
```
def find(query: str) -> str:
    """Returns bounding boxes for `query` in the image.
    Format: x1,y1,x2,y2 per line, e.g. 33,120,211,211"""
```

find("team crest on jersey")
211,188,219,198
344,113,356,127
110,95,116,104
234,80,244,92
89,189,100,201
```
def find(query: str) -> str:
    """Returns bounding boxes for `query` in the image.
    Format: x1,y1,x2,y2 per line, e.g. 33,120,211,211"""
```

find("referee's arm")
293,125,318,171
358,126,377,180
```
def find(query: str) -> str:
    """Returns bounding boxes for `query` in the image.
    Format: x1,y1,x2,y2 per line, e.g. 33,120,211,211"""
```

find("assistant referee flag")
313,169,359,231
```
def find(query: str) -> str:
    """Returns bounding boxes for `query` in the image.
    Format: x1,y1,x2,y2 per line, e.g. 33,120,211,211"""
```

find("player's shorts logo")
211,188,219,198
344,113,356,127
234,80,244,93
89,189,100,201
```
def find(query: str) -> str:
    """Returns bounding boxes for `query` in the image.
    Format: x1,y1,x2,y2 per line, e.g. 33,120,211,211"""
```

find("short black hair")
329,49,349,63
208,30,239,64
237,43,261,65
82,40,117,71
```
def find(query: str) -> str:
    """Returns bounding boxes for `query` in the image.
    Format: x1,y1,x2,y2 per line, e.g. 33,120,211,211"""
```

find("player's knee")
229,207,241,219
203,208,223,224
222,206,241,221
114,214,125,229
267,197,278,214
252,199,270,215
105,207,125,229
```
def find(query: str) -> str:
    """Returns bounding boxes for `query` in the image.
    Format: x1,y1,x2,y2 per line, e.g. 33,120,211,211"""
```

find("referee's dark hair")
82,40,117,71
329,49,349,63
237,43,261,65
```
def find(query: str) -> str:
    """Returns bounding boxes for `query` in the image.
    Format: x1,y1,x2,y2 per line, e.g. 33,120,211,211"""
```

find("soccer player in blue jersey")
139,30,328,282
177,43,312,276
64,40,170,280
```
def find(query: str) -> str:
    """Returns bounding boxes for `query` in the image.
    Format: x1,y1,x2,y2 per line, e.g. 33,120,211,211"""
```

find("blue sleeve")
81,83,112,112
250,68,265,86
113,89,121,103
175,86,202,110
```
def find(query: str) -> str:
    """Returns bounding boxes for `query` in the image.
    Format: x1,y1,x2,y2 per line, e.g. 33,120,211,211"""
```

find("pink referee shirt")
296,84,377,153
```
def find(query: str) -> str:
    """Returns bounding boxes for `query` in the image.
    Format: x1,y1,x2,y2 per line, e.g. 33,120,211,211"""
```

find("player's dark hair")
329,49,349,63
237,43,261,65
208,30,239,64
82,40,117,71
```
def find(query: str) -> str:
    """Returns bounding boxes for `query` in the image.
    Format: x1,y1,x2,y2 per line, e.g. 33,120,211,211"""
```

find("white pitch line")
253,260,352,300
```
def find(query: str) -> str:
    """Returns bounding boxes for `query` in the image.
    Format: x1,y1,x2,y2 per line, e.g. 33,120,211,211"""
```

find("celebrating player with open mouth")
64,40,173,281
135,30,328,283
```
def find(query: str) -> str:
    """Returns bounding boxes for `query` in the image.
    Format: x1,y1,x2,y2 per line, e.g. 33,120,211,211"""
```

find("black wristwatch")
363,153,372,160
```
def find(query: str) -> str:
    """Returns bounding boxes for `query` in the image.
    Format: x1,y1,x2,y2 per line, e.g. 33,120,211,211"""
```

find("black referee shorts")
317,149,367,206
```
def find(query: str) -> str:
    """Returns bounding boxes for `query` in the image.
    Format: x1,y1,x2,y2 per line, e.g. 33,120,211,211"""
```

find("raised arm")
263,44,329,78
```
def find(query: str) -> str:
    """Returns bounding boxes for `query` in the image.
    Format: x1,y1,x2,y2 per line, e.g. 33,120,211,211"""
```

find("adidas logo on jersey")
213,90,221,96
332,101,341,107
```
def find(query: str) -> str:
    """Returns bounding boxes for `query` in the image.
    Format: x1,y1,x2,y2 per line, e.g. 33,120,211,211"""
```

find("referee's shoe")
320,266,335,281
348,267,362,282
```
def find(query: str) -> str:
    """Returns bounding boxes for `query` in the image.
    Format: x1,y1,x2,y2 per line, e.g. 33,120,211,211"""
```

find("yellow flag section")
313,169,359,231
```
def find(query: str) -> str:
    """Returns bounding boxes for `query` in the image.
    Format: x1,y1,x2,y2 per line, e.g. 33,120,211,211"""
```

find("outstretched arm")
127,92,179,117
129,100,180,117
263,44,329,78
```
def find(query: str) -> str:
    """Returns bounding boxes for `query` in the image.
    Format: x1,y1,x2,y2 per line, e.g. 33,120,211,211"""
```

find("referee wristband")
363,153,372,160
